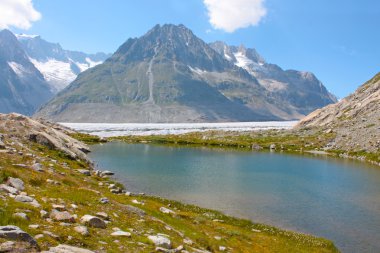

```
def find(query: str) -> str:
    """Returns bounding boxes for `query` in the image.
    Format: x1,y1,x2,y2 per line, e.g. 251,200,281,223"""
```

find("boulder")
0,184,19,195
7,177,25,191
123,205,146,217
77,169,91,176
0,225,38,247
95,212,109,220
80,215,106,229
101,170,114,176
159,207,175,215
148,235,172,249
74,226,89,236
111,230,131,237
50,210,75,223
41,244,94,253
14,195,40,208
31,163,44,172
13,213,29,220
99,197,109,204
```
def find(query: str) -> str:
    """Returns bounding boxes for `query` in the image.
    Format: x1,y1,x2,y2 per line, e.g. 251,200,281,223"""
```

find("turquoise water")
89,143,380,253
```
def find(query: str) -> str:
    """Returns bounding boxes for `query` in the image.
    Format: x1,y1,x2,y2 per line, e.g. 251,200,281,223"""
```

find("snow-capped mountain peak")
17,34,111,93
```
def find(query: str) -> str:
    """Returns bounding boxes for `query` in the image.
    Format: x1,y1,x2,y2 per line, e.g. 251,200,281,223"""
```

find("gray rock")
14,195,41,208
123,204,146,217
0,184,19,195
148,235,172,249
159,207,175,215
31,163,44,172
13,213,29,220
41,244,95,253
50,210,75,223
7,177,25,191
0,225,38,247
80,215,106,229
270,144,276,150
101,170,114,176
77,169,91,176
43,231,59,240
99,197,109,204
95,212,109,220
74,226,89,236
52,204,66,211
40,210,49,218
14,195,34,203
111,230,131,237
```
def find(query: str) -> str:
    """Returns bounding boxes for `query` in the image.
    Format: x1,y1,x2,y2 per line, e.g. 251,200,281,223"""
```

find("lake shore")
0,114,339,252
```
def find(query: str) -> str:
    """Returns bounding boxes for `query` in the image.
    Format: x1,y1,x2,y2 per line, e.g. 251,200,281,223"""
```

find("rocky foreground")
0,113,338,252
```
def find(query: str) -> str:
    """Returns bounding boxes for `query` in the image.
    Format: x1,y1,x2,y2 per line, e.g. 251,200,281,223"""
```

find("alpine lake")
89,142,380,253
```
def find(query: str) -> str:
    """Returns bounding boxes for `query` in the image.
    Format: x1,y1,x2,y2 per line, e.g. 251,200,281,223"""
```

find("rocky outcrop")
0,113,90,162
0,226,38,248
297,72,380,152
41,244,94,253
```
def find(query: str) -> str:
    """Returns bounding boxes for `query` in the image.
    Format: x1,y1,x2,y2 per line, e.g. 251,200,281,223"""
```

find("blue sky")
5,0,380,98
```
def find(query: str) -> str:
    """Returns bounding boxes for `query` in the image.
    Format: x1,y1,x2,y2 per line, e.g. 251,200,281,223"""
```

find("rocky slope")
0,113,337,252
0,30,53,116
297,72,380,152
17,34,111,93
36,24,336,123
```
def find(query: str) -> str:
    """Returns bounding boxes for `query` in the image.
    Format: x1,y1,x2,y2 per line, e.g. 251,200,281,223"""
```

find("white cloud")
203,0,267,33
0,0,41,30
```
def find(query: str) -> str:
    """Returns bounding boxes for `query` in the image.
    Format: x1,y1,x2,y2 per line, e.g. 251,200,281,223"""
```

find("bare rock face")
297,72,380,152
0,113,90,162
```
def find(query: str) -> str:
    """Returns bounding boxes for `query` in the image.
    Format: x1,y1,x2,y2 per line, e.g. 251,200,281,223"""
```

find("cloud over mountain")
0,0,41,30
203,0,267,32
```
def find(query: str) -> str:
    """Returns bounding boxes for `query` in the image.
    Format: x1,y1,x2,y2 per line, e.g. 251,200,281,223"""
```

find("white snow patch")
30,58,77,93
8,62,28,76
234,52,254,69
60,121,298,137
16,34,38,39
189,66,207,75
85,57,102,68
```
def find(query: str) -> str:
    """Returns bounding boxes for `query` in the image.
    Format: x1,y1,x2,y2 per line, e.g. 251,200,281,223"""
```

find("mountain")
297,72,380,152
17,34,111,93
0,30,53,116
209,42,337,117
36,24,336,123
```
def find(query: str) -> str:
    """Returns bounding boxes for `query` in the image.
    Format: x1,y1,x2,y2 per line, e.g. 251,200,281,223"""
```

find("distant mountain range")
36,24,337,123
0,29,110,115
0,30,52,115
17,34,111,93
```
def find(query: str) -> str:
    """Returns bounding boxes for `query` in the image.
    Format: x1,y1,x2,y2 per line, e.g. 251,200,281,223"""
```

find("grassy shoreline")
0,129,339,252
105,129,379,167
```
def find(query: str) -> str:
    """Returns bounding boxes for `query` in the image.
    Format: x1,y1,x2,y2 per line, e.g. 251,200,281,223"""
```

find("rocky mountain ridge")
17,34,111,93
297,72,380,152
36,24,336,123
0,30,53,116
